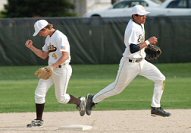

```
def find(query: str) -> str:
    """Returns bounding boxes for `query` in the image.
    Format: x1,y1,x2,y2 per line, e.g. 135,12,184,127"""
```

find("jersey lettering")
52,53,58,59
138,35,144,43
48,44,57,52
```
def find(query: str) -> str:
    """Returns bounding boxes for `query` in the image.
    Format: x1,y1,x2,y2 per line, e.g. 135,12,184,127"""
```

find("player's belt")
129,58,142,63
58,63,68,68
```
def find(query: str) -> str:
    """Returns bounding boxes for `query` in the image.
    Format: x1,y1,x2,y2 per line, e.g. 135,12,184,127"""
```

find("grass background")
0,63,190,113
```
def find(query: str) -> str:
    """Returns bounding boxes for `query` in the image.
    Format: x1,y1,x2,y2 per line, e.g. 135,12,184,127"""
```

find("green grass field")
0,63,191,113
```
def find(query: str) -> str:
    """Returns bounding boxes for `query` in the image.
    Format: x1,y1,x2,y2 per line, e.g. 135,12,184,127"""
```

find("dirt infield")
0,109,191,133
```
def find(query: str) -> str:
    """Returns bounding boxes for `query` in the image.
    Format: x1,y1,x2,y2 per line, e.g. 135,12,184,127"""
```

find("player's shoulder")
55,30,64,36
126,24,139,33
127,20,138,29
54,30,68,39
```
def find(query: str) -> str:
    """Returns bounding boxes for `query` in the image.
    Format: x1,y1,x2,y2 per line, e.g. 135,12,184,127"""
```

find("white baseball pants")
93,57,165,108
35,64,72,104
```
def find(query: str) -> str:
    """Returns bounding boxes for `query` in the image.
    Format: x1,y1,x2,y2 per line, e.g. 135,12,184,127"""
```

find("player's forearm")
139,36,158,49
139,41,149,49
30,46,48,59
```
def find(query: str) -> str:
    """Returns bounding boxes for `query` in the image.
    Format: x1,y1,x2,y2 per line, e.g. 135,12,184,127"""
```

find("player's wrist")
29,45,34,50
49,64,55,69
145,40,150,46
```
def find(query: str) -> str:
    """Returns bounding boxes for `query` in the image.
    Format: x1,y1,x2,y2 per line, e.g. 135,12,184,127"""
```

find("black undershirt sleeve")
129,43,140,53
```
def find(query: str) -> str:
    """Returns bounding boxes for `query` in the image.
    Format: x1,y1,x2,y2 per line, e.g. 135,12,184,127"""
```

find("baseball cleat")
151,107,171,117
86,94,95,115
26,119,43,128
77,97,86,116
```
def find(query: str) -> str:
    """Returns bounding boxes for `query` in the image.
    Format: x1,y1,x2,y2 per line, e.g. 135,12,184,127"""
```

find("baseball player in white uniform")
86,5,171,117
25,20,86,127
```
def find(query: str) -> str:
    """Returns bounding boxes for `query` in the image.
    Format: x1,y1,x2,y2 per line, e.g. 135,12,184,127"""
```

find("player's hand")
148,36,158,45
25,40,33,49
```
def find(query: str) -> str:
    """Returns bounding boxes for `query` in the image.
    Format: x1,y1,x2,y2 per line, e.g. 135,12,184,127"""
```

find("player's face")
38,28,49,37
134,14,147,24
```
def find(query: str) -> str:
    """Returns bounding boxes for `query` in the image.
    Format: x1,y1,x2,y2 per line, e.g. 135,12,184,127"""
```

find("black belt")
129,58,142,63
58,63,68,68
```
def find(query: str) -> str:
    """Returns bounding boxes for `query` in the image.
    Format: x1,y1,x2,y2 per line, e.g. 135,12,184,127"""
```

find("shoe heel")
151,114,156,117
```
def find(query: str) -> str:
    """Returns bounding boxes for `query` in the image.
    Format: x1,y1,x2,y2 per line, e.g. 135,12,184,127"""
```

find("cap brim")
33,23,48,36
33,31,39,36
139,11,150,15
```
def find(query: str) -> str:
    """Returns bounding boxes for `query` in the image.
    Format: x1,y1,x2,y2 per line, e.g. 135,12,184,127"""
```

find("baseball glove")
145,44,162,60
34,66,53,80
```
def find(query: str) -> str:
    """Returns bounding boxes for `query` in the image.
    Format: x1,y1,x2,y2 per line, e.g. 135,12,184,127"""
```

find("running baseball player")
86,5,171,117
25,20,86,127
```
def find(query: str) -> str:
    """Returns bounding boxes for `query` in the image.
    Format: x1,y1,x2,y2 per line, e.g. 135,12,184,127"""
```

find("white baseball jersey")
123,19,146,59
42,30,71,65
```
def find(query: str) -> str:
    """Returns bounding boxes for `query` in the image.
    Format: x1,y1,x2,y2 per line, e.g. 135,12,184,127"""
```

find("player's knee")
35,94,45,104
155,79,164,84
154,74,165,83
114,82,127,94
113,88,124,95
160,74,166,81
56,94,70,104
154,79,166,90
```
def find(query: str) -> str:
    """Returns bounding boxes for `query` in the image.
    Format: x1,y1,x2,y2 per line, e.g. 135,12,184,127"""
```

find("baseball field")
0,63,191,132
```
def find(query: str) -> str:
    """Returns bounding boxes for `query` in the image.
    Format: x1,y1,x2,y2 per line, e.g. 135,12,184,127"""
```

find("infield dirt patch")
0,109,191,133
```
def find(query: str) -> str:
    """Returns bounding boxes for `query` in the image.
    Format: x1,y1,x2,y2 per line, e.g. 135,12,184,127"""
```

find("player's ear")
132,14,137,20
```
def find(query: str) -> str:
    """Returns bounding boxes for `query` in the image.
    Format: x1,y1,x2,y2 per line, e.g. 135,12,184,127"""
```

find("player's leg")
86,58,139,115
140,60,170,117
53,64,86,116
93,58,139,103
27,79,53,127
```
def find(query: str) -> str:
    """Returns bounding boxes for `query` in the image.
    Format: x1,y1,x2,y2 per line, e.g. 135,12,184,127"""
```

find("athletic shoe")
86,94,95,115
77,97,86,116
151,107,171,117
26,119,43,127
